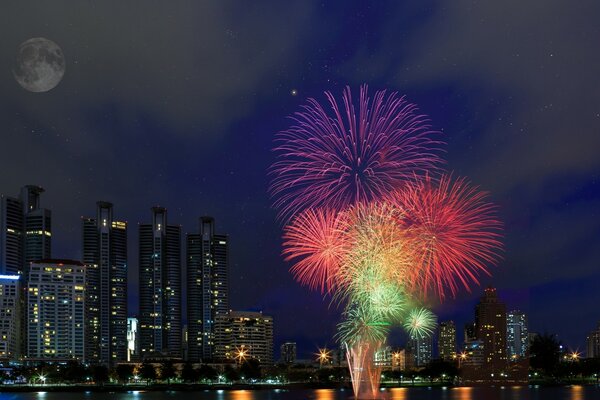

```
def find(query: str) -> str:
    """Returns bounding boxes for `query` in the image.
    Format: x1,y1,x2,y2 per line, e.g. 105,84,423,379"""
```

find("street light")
235,345,249,365
316,348,331,367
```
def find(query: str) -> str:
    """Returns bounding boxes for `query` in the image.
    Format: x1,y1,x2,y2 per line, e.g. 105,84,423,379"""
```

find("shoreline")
1,381,598,393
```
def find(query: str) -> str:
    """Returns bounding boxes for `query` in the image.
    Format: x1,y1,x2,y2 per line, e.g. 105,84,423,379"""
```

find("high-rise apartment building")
214,311,273,365
187,217,228,362
407,334,433,367
438,321,457,360
139,207,182,358
0,275,20,360
280,342,297,364
82,202,128,365
507,310,528,360
586,323,600,359
26,260,85,361
475,287,507,373
0,185,51,276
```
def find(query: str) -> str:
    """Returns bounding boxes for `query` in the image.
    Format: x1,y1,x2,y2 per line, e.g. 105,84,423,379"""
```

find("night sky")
1,1,599,358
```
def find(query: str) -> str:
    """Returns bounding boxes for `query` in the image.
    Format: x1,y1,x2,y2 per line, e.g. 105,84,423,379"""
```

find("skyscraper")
82,202,128,365
139,207,182,358
187,216,228,362
407,334,433,367
475,287,507,373
438,321,457,360
26,260,85,361
507,310,528,360
0,275,20,360
0,185,51,276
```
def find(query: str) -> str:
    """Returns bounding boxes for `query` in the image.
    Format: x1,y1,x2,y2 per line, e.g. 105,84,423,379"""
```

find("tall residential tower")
187,217,228,362
507,310,528,360
139,207,182,358
82,202,128,365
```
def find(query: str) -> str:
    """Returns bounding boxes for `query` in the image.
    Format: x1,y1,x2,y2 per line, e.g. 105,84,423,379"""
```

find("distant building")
392,348,406,371
139,207,182,358
374,345,393,367
26,260,85,361
475,287,507,373
0,275,20,360
127,317,139,362
438,321,457,360
407,334,433,367
463,339,485,368
507,310,528,360
82,202,128,365
214,311,273,365
187,217,228,362
280,342,297,364
586,323,600,358
464,322,477,343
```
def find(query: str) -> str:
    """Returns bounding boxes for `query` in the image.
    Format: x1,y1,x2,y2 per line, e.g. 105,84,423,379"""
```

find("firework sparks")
403,307,437,340
391,174,503,299
282,208,350,294
270,85,443,221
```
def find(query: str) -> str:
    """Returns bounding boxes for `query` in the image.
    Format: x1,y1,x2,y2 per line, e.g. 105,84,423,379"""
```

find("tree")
91,365,109,386
530,333,561,377
197,364,218,383
160,361,177,384
180,362,197,383
223,365,240,383
115,364,135,384
239,359,261,381
139,362,157,384
62,361,88,383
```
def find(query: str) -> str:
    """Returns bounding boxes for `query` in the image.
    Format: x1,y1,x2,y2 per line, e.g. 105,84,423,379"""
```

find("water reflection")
570,385,584,400
388,387,407,400
314,389,336,400
451,386,472,400
230,390,252,400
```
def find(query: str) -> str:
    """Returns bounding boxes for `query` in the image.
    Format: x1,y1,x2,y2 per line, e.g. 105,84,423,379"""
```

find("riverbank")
1,380,599,392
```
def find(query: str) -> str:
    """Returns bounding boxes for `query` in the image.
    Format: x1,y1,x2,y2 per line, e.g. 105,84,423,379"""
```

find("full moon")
13,38,65,93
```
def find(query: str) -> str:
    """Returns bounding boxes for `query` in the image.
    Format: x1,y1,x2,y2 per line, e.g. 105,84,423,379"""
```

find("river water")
0,386,598,400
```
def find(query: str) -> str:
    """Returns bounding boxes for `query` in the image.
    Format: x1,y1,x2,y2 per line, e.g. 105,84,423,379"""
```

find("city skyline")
1,1,599,363
1,183,596,363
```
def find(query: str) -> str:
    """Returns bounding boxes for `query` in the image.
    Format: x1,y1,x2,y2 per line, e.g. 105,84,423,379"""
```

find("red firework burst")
391,174,503,299
270,85,443,222
282,208,350,294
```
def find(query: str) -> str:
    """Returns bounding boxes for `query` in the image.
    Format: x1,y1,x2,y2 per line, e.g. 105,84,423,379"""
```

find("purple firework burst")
270,85,444,221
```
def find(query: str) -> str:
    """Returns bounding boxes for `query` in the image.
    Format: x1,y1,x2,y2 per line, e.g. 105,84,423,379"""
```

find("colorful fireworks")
270,85,443,222
403,307,438,340
390,174,503,299
270,85,503,399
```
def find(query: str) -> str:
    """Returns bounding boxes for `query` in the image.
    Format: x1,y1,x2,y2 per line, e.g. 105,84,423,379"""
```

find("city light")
235,345,249,364
316,347,331,366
